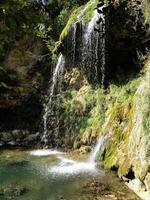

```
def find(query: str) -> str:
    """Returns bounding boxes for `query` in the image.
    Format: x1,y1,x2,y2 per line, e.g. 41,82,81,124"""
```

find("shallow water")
0,149,140,200
0,149,101,200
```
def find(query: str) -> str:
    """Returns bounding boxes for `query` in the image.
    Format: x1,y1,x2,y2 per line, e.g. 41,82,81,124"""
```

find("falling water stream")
42,0,106,144
83,10,100,79
39,0,107,187
77,0,96,20
42,54,65,143
30,135,108,175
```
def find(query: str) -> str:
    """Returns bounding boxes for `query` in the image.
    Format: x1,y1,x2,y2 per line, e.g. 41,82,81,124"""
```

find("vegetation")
0,0,150,193
0,0,88,107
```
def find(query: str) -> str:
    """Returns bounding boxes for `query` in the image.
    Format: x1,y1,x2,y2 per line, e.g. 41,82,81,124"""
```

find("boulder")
1,132,13,142
24,132,40,143
7,141,16,146
0,141,4,147
79,146,91,154
12,129,29,139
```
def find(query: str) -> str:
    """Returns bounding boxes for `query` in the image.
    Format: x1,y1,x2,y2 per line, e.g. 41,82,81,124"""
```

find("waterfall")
49,54,65,95
83,4,106,85
83,10,100,80
41,0,107,145
42,54,65,144
97,5,106,86
77,0,96,21
63,0,106,85
31,135,108,175
72,23,77,65
89,135,109,163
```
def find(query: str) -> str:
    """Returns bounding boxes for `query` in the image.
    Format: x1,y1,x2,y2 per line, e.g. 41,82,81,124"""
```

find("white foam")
29,135,107,175
29,149,64,157
49,161,96,175
57,156,77,165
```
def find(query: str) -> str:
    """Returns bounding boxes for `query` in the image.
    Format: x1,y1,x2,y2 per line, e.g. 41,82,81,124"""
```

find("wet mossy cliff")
45,0,150,193
0,0,86,143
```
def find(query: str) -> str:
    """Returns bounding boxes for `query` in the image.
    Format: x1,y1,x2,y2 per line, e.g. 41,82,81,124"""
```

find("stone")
7,141,16,146
79,146,91,154
1,132,13,142
94,27,101,32
0,185,29,198
0,141,4,147
97,2,104,8
102,5,110,13
144,173,150,191
12,129,29,139
136,1,141,5
24,133,39,143
97,8,103,14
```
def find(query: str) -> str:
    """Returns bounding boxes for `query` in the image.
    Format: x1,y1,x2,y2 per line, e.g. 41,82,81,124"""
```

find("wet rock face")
102,58,150,193
0,130,40,147
0,93,43,133
61,2,107,86
0,35,51,136
59,0,149,86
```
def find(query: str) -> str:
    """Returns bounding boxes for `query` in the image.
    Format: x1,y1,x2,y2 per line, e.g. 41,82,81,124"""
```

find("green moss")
118,158,131,177
82,0,99,23
59,6,84,41
60,0,100,40
104,140,119,169
54,0,99,53
103,77,140,170
56,77,106,146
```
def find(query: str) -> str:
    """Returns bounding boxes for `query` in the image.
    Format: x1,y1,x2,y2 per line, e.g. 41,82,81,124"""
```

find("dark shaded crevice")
0,94,43,131
125,168,135,180
106,0,149,85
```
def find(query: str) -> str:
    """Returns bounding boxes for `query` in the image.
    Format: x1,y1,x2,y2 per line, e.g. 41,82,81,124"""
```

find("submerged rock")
82,173,141,200
0,185,29,199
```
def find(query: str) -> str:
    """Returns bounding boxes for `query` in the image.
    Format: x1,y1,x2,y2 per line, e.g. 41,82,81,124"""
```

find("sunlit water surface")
0,149,141,200
0,149,103,200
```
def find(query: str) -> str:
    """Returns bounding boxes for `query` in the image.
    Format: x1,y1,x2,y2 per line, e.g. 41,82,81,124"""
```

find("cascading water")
30,135,108,175
89,135,109,163
83,9,100,80
41,0,107,150
63,0,106,85
77,0,96,20
97,5,106,86
42,54,65,144
83,3,106,85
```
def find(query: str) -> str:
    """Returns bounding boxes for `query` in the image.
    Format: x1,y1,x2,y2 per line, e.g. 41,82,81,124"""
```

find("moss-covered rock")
101,56,150,192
